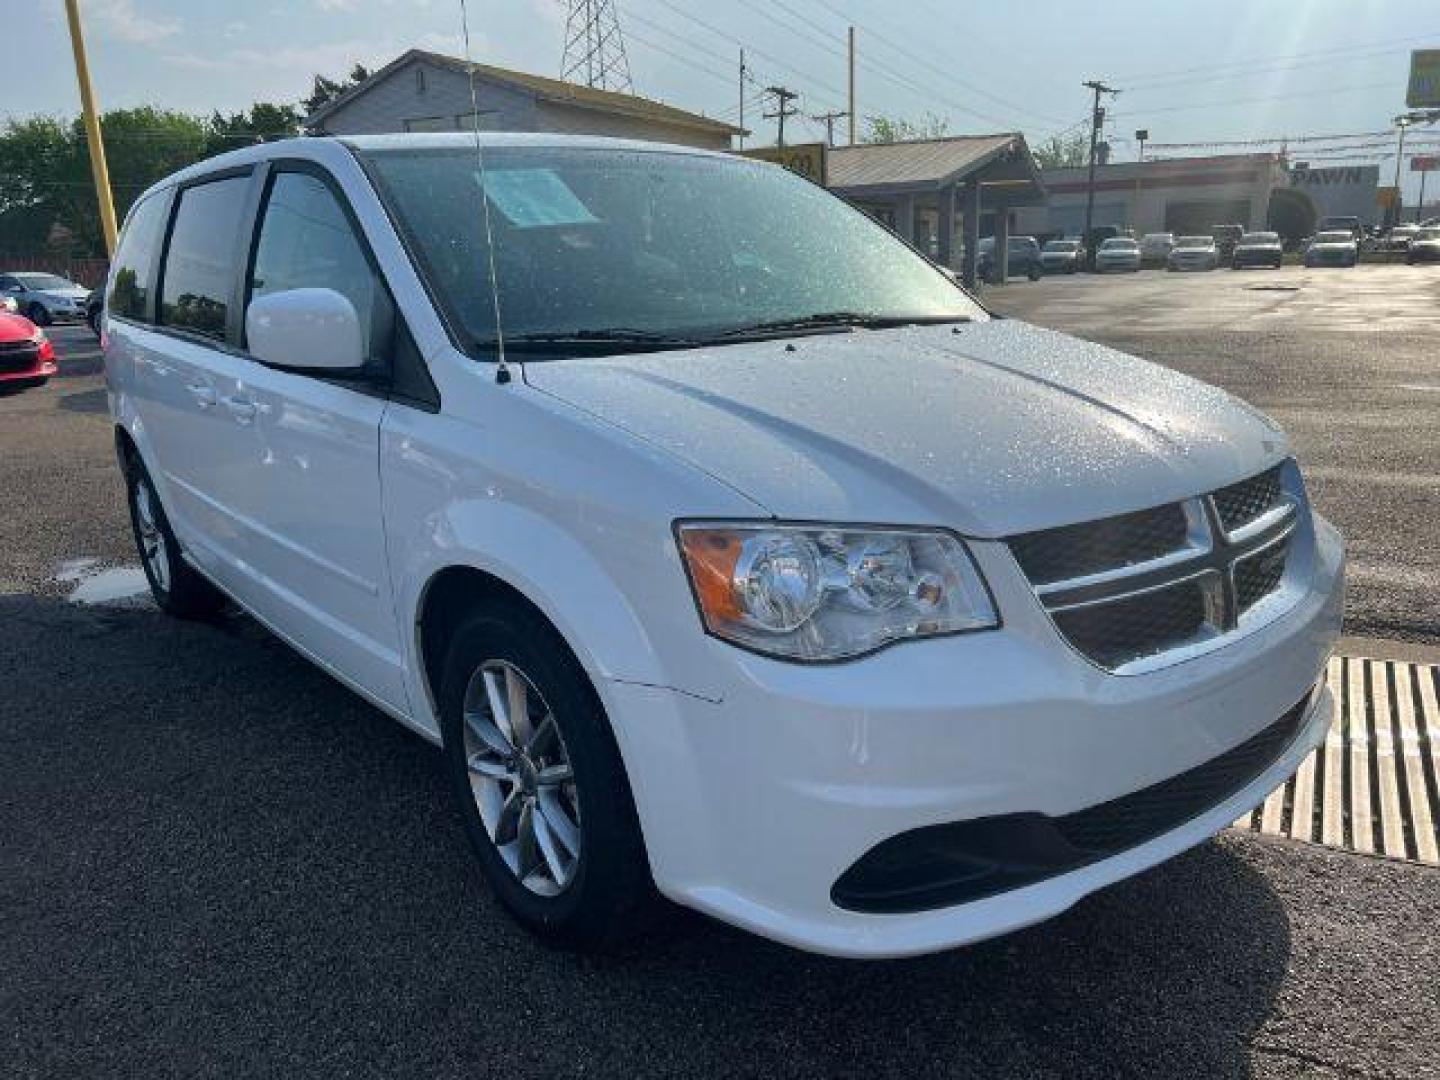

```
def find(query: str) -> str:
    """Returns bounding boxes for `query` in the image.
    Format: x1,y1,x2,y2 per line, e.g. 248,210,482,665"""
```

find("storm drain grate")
1232,656,1440,865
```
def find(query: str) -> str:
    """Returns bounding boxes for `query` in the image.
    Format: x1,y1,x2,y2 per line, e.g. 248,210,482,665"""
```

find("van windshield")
358,144,984,355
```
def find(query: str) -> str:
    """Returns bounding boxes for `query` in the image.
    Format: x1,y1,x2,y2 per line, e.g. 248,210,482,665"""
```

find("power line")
1113,29,1440,86
1111,79,1400,119
792,0,1072,127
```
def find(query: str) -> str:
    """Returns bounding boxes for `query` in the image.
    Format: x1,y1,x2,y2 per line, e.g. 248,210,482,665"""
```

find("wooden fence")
0,255,110,290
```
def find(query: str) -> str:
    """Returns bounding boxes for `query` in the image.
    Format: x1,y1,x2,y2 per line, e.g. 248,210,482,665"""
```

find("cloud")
88,0,181,45
164,40,396,77
314,0,358,9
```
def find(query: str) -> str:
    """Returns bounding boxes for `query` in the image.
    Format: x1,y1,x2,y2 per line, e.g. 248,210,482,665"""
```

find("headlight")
676,522,997,661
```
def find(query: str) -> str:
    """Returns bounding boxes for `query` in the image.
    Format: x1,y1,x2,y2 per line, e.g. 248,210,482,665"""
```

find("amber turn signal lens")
679,528,743,624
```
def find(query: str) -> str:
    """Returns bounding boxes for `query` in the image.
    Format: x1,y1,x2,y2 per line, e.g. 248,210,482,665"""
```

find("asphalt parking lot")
988,263,1440,651
3,299,1439,1078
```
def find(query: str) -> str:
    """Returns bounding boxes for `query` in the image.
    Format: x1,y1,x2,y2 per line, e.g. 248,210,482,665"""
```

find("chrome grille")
1052,576,1209,670
1213,465,1283,533
1009,462,1302,673
1009,504,1188,585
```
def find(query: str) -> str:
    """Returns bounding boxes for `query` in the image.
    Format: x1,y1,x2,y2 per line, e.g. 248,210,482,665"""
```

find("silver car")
0,271,91,325
1096,237,1142,273
1167,236,1219,272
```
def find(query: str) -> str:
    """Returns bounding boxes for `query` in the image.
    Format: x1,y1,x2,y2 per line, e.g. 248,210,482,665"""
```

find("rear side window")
160,175,250,341
108,192,167,321
248,171,391,365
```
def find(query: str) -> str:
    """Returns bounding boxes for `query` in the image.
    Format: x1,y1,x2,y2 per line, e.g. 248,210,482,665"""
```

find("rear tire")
124,453,226,618
439,599,654,950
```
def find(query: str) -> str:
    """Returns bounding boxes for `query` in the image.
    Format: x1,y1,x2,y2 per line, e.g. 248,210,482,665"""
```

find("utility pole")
1081,79,1118,270
847,26,857,146
738,49,746,149
764,85,800,148
1392,115,1412,228
811,109,849,148
63,0,117,257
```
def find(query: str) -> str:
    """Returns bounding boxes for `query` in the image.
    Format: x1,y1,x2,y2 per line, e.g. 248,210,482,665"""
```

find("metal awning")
827,133,1046,206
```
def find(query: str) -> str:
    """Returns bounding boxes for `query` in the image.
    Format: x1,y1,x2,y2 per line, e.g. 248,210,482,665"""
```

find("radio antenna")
458,0,510,384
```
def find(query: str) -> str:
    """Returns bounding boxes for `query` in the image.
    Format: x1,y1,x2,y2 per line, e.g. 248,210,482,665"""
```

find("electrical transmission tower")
561,0,634,93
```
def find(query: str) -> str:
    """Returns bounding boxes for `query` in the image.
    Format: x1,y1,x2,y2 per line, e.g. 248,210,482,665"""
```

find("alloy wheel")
461,659,582,896
133,476,171,593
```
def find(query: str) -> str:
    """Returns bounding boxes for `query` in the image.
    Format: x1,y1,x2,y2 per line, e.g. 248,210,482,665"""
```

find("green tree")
863,113,950,144
301,63,371,116
204,102,302,157
1032,130,1089,168
0,108,207,256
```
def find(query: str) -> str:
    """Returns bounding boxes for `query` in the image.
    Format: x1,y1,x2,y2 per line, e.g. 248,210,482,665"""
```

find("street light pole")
63,0,118,257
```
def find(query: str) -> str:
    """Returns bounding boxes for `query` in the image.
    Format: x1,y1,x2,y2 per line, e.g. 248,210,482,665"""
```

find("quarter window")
108,191,167,321
248,170,391,365
160,175,251,340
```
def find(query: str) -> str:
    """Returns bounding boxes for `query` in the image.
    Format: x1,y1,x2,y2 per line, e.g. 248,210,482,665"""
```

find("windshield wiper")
711,312,972,338
483,328,704,352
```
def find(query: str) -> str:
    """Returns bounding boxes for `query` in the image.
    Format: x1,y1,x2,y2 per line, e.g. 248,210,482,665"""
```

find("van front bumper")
606,516,1343,958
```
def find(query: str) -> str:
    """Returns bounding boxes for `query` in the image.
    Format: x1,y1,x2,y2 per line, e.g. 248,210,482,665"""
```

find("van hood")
523,320,1288,538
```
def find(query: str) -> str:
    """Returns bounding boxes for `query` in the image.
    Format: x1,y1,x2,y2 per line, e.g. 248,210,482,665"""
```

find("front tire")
439,600,653,950
26,303,51,327
125,454,225,618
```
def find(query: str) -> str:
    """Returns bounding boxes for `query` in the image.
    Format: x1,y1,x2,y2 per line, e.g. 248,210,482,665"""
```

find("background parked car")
1405,226,1440,264
1039,238,1085,274
1231,231,1284,269
85,290,103,338
1382,224,1420,254
0,271,90,326
1095,236,1142,272
977,236,1043,282
1167,235,1219,271
1211,224,1244,265
0,310,57,391
1316,215,1363,240
1305,230,1359,268
1139,232,1175,267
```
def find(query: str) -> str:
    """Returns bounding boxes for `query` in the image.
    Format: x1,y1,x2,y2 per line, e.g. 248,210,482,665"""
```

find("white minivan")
104,135,1343,958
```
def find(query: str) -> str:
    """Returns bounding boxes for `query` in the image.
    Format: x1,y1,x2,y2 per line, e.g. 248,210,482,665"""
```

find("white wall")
317,61,536,135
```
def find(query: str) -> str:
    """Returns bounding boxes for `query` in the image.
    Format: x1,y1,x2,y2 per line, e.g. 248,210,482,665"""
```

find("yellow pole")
64,0,118,257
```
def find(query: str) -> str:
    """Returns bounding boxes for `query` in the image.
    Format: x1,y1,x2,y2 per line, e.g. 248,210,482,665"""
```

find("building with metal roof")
826,133,1046,285
303,49,744,150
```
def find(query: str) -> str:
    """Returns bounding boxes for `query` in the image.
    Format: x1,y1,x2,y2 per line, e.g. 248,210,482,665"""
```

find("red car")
0,311,58,389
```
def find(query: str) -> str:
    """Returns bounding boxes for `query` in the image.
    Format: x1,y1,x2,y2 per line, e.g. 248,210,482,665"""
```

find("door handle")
223,395,258,423
186,383,217,409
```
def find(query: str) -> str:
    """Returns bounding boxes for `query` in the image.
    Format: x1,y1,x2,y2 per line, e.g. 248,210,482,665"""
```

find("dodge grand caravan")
104,135,1344,958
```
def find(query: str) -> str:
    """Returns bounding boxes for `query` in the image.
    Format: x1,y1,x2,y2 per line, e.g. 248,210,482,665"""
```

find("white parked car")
103,135,1343,959
0,271,90,325
1039,238,1084,274
1167,236,1220,272
1304,230,1360,268
1095,237,1142,272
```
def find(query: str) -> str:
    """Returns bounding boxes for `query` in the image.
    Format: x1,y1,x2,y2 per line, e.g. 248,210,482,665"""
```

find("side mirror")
245,287,364,373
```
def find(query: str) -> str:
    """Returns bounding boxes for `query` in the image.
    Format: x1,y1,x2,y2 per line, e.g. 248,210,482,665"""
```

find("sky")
10,0,1440,201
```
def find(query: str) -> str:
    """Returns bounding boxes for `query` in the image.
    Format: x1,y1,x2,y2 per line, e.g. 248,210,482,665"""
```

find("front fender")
393,497,716,738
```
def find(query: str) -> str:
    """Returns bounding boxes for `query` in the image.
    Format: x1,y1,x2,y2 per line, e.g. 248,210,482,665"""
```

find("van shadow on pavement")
0,591,1299,1079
